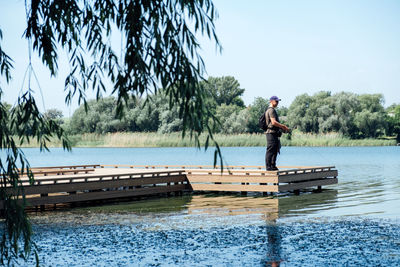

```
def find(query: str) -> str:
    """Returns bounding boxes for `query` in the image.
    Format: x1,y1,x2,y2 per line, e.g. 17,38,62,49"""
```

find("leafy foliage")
246,97,270,133
25,0,220,131
0,91,70,265
65,88,396,140
287,91,390,138
202,76,245,108
43,108,64,125
214,104,247,134
386,104,400,142
66,76,248,135
1,0,222,264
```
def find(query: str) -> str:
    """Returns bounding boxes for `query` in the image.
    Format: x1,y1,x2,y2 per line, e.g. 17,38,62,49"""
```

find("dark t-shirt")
266,107,280,134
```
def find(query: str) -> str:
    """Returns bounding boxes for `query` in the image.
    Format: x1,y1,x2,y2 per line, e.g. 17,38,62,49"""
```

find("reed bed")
18,131,397,147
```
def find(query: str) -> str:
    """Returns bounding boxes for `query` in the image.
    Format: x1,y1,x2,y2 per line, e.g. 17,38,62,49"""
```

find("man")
265,96,290,171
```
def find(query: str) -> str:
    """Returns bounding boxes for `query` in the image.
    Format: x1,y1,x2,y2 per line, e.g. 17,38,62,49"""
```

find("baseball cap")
270,96,281,101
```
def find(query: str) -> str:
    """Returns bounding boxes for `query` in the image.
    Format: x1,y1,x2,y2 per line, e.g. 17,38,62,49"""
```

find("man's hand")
281,125,290,132
271,117,290,133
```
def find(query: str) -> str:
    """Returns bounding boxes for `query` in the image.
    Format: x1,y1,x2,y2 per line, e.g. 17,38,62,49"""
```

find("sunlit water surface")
7,147,400,266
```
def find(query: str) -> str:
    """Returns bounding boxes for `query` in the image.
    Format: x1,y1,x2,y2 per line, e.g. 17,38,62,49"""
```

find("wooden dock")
1,164,338,209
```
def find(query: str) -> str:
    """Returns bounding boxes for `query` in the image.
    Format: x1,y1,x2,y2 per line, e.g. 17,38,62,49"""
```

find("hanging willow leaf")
1,0,222,264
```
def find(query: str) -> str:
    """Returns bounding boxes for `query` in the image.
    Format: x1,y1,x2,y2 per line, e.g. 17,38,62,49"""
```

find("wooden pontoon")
0,164,338,209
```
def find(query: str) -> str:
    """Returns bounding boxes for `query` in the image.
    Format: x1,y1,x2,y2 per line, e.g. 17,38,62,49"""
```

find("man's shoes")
266,166,279,171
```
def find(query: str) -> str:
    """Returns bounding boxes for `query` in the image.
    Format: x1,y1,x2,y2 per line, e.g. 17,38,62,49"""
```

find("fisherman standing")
265,96,290,171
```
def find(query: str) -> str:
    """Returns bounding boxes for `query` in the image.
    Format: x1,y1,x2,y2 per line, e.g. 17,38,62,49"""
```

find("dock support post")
167,182,171,196
241,183,247,195
260,183,269,196
40,193,48,211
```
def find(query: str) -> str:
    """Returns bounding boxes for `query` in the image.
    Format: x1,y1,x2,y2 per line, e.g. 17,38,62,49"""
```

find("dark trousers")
266,133,280,169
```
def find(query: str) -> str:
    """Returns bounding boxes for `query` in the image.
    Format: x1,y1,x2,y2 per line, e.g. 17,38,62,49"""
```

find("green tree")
247,97,269,133
223,109,248,134
331,92,362,137
43,108,63,121
214,104,245,133
287,93,326,133
69,97,131,134
358,94,385,113
386,104,400,142
352,94,386,138
0,0,220,264
156,93,183,133
287,91,387,138
134,98,161,132
43,109,64,132
354,110,385,138
317,104,337,133
203,76,245,108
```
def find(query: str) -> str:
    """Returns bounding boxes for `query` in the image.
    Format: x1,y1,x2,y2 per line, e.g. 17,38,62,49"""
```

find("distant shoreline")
18,132,397,148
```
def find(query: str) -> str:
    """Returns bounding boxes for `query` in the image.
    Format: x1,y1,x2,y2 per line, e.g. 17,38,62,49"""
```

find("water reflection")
184,191,337,266
186,190,338,219
29,190,338,227
265,219,282,267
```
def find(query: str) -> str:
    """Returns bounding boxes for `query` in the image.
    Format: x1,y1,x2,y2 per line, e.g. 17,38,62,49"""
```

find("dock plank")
187,175,278,184
25,184,188,206
189,183,279,192
278,178,338,191
9,175,188,195
278,170,338,183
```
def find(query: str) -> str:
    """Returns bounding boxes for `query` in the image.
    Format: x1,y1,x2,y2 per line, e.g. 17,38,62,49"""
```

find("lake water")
10,147,400,265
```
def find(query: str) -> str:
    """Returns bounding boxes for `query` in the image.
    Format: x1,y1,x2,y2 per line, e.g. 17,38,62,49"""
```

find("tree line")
6,76,400,140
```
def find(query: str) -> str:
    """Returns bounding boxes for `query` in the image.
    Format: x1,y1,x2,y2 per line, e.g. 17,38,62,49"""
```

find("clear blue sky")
1,0,400,116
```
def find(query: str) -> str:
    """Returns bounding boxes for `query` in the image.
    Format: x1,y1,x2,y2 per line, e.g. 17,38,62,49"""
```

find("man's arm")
270,117,290,132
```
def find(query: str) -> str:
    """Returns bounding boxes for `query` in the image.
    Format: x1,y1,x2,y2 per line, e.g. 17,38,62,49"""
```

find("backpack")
258,108,270,131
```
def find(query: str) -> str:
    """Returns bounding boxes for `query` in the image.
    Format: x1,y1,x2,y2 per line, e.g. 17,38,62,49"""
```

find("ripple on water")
16,215,400,267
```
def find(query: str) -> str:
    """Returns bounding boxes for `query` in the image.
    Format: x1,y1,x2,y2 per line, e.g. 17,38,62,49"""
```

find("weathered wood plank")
187,175,278,184
278,170,338,183
189,183,279,192
7,175,188,195
2,170,186,186
101,164,334,171
31,164,101,170
277,166,335,175
23,184,188,206
185,169,278,175
278,178,338,191
185,167,334,175
29,168,95,176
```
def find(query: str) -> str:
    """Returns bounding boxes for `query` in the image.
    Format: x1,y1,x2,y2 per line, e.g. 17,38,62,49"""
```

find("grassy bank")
18,131,397,147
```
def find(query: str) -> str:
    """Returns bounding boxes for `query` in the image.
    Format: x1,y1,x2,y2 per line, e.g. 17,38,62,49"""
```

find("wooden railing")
100,164,333,170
